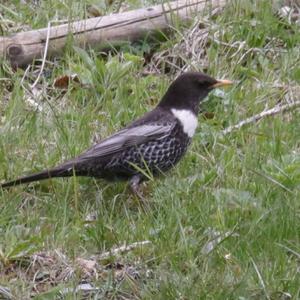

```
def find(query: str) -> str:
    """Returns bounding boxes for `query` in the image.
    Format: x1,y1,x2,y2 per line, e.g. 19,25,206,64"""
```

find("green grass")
1,0,300,299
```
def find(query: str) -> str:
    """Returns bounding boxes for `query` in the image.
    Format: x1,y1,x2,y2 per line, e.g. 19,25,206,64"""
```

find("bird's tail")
1,162,76,189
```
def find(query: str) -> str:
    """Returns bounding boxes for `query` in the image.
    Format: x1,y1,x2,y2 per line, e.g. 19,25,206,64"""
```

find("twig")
222,100,300,135
98,240,152,260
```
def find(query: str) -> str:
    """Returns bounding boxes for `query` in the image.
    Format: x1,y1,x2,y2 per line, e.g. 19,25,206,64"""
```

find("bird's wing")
78,123,174,160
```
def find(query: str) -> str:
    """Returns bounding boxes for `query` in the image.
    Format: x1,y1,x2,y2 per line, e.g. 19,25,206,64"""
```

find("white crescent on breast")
171,108,198,138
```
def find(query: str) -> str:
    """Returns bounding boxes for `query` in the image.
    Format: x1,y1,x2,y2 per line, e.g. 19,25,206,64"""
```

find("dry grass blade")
276,243,300,260
0,286,13,300
250,256,271,300
30,22,51,90
144,20,212,76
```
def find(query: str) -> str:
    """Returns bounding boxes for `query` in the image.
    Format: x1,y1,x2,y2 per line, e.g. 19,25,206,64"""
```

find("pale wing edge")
78,124,174,160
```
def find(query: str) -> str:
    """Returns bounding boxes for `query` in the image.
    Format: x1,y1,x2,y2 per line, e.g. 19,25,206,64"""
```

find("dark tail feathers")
1,163,75,189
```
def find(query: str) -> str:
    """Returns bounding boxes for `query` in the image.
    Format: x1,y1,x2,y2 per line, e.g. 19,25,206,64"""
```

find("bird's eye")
197,80,208,86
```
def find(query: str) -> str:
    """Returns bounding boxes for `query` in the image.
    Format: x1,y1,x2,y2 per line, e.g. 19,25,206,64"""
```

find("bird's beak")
211,79,233,88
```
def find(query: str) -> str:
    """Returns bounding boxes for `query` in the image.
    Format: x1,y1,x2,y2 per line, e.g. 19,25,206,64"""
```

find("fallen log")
0,0,226,68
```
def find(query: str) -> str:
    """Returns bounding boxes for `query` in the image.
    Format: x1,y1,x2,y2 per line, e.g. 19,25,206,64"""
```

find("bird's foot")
129,175,153,213
129,175,146,202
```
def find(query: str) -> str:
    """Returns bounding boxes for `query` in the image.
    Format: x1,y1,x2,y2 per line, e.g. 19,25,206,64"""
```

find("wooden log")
0,0,225,68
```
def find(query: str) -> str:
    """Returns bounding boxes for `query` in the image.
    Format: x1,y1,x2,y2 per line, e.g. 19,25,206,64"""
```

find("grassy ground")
1,0,300,299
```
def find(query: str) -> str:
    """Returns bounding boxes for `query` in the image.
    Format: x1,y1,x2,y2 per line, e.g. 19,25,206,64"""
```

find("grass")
1,0,300,299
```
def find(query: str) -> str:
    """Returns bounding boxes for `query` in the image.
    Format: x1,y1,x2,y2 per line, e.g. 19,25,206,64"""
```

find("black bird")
1,72,232,195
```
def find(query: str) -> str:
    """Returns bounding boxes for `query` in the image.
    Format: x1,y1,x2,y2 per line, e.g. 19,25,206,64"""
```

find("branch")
222,100,300,135
0,0,226,68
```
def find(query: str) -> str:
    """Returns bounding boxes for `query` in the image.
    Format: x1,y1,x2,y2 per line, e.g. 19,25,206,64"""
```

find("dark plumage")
1,72,232,195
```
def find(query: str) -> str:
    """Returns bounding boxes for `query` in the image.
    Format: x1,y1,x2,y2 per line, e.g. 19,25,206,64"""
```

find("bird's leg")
129,175,144,200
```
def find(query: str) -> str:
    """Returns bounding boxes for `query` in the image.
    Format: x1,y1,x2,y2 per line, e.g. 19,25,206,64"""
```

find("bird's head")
158,72,233,114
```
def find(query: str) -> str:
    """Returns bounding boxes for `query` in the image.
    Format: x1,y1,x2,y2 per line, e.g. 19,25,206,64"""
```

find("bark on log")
0,0,225,68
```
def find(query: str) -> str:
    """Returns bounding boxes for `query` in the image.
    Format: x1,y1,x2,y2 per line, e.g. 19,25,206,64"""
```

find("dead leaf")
53,74,81,89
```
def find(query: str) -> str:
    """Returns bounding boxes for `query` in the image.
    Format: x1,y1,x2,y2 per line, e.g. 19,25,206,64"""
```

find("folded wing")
78,123,174,160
